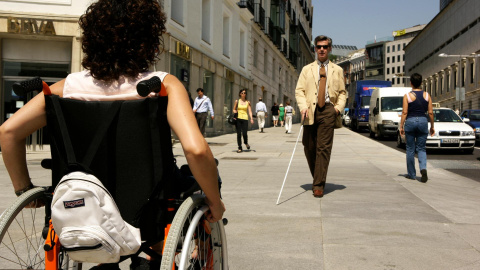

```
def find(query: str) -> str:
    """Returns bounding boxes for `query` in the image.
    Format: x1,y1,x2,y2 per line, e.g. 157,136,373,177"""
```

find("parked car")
460,109,480,144
397,108,475,154
342,111,351,127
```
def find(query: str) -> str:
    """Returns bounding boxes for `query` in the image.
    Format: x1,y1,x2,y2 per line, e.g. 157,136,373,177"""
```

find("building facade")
405,0,480,111
385,25,425,87
0,0,314,140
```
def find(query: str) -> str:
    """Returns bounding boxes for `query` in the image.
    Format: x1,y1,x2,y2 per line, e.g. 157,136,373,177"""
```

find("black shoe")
420,169,428,183
285,130,288,133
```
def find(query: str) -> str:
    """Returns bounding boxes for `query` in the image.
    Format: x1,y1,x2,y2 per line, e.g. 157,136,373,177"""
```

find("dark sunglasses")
316,45,330,50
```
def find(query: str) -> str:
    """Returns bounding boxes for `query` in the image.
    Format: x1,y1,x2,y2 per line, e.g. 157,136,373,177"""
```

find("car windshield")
361,96,370,108
381,97,403,112
433,109,463,122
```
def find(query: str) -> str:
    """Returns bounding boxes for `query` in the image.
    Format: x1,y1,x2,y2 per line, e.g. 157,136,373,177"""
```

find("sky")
312,0,440,49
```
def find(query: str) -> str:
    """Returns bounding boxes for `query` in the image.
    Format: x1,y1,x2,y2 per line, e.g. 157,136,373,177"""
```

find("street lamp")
393,73,409,86
438,53,480,58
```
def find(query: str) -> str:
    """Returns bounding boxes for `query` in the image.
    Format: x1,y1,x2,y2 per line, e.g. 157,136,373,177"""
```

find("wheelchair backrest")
45,95,175,227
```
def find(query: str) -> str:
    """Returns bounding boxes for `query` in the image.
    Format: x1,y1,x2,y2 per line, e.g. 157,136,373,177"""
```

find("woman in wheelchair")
0,0,225,264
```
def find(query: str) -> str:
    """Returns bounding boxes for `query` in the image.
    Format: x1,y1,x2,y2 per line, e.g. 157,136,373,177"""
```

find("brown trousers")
302,103,336,191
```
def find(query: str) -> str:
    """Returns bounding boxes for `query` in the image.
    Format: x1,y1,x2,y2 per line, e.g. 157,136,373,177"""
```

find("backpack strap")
81,101,123,168
50,95,78,168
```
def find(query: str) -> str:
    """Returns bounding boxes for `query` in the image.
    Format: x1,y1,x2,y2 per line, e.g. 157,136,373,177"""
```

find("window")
387,57,390,64
239,29,246,67
446,72,450,92
440,76,443,95
397,66,400,73
392,45,395,52
387,46,390,53
403,55,405,61
470,62,474,84
403,43,406,49
264,50,268,74
462,66,465,87
272,59,276,81
201,0,211,43
397,44,400,51
392,57,395,63
397,78,400,84
253,40,258,68
387,68,390,74
454,68,457,88
171,0,184,25
223,15,230,57
397,55,400,62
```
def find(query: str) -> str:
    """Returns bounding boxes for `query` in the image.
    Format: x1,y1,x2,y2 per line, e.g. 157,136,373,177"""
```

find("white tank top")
63,70,169,101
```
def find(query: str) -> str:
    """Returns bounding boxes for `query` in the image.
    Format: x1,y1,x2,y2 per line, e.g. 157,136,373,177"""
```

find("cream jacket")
295,61,347,125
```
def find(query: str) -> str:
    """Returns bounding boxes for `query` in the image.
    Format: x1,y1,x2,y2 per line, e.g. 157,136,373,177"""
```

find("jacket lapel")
311,62,319,89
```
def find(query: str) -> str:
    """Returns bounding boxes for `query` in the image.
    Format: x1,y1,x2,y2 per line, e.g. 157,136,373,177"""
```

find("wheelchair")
0,77,228,270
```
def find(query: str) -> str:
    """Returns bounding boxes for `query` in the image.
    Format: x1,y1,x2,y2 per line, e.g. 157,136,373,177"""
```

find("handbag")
227,113,237,125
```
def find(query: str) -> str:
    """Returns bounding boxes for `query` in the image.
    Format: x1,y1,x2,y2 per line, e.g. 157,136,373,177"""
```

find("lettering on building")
7,17,56,35
175,40,191,60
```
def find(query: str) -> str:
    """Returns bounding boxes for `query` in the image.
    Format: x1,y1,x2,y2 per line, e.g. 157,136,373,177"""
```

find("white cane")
276,118,304,205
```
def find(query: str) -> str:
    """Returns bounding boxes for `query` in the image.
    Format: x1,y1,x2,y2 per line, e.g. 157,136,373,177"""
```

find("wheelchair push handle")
136,76,163,97
12,76,43,96
12,76,52,96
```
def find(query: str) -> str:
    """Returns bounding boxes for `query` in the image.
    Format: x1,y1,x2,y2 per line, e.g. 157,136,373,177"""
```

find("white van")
369,87,411,138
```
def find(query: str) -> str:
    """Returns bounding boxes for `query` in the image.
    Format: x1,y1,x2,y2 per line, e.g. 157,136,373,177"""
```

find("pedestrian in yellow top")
233,89,254,153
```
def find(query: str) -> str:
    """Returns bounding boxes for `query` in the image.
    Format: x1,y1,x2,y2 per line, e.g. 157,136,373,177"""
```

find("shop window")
224,80,233,126
470,62,474,84
203,70,214,128
202,0,211,43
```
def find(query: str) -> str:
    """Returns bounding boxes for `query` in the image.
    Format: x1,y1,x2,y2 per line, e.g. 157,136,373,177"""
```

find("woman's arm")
163,75,224,223
427,97,435,136
399,94,408,136
0,79,65,193
233,100,238,114
248,101,254,124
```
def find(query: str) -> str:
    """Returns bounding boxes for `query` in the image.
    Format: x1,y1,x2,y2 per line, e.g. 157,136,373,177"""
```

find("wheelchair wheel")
0,187,79,270
161,194,228,270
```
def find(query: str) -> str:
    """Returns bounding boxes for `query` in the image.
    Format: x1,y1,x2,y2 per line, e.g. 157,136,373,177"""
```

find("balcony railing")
272,27,282,48
237,0,254,15
265,17,274,39
254,3,265,30
298,21,310,44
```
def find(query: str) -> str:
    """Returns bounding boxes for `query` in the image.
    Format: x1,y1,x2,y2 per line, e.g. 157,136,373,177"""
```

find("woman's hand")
399,127,405,136
250,119,254,124
429,127,435,137
205,197,225,223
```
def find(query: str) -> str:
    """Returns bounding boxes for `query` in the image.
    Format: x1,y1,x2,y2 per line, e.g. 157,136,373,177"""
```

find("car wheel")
396,132,405,148
369,128,375,138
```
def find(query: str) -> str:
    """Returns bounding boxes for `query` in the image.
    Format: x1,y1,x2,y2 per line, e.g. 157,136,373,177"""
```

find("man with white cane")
295,35,346,198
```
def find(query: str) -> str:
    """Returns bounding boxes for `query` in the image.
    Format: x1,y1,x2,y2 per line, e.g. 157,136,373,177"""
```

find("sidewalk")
2,124,480,269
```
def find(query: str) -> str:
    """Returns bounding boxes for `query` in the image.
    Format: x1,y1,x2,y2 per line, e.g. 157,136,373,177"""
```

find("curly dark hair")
79,0,167,82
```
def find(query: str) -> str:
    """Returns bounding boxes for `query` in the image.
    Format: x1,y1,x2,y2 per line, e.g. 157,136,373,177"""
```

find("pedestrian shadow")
232,149,257,153
276,183,346,205
398,173,420,182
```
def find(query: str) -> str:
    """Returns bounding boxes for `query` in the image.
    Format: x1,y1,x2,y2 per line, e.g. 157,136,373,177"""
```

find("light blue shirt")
193,96,214,116
255,101,267,113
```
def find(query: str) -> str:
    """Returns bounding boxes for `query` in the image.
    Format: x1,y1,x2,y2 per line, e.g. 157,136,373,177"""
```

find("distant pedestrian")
271,102,279,127
278,103,285,127
193,88,214,137
399,73,435,183
255,97,268,132
284,101,295,133
295,35,347,198
233,89,254,153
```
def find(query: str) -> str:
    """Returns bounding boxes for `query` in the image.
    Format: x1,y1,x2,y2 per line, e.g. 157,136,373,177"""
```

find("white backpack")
51,171,141,263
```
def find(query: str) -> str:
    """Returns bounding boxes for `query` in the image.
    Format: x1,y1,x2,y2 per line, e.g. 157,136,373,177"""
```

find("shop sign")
7,17,56,35
174,40,191,60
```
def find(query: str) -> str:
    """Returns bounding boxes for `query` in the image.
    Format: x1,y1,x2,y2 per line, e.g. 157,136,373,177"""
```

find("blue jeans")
404,117,428,178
